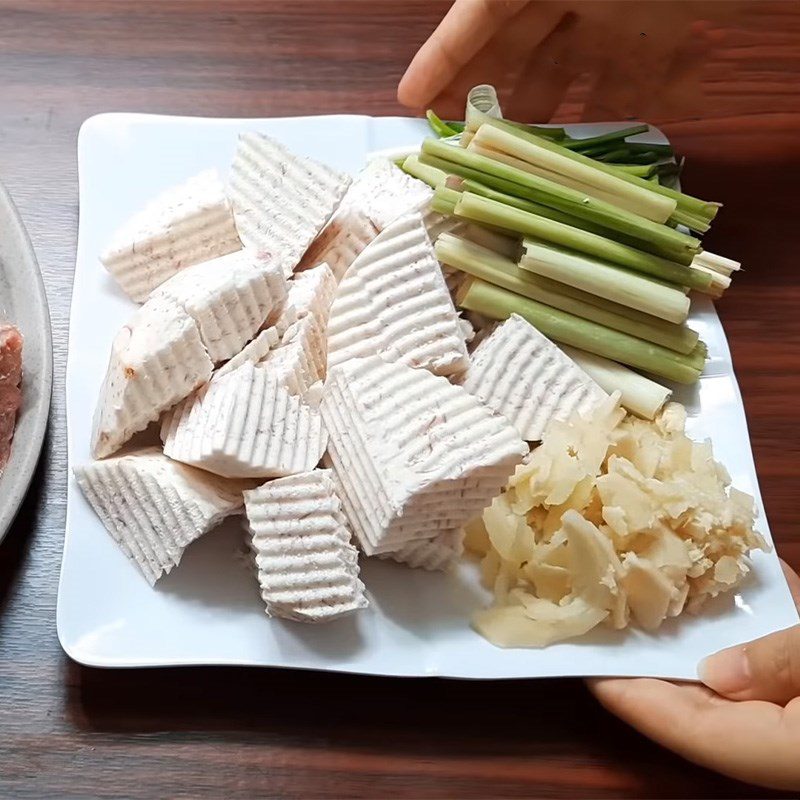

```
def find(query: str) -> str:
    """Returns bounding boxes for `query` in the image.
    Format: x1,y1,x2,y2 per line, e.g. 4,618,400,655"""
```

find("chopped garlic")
475,398,768,647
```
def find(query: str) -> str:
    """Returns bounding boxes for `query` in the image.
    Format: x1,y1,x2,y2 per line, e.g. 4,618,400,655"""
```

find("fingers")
589,678,726,753
580,3,694,121
699,624,800,706
590,677,800,790
398,0,531,109
634,20,710,123
503,11,578,122
697,560,799,707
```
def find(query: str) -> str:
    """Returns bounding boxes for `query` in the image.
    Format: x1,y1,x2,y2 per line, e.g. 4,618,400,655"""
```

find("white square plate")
58,113,799,677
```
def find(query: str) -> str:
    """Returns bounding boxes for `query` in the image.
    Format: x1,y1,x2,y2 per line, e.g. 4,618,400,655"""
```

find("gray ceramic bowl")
0,182,52,543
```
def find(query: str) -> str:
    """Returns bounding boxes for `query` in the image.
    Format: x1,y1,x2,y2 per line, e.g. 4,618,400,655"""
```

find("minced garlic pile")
467,394,768,647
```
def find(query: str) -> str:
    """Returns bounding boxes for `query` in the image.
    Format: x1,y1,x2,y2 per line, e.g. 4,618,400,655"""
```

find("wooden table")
1,2,798,797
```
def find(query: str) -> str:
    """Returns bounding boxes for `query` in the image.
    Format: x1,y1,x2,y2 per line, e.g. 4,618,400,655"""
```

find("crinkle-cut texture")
216,265,334,390
228,133,351,276
299,206,379,282
342,157,433,232
259,264,336,396
258,318,323,397
0,323,23,472
320,356,526,555
152,249,287,363
474,398,769,648
456,314,607,441
74,447,252,585
327,213,469,376
216,327,280,378
161,362,327,479
243,469,368,622
299,158,433,282
92,294,213,459
380,528,465,571
261,297,297,341
100,170,241,302
280,263,336,333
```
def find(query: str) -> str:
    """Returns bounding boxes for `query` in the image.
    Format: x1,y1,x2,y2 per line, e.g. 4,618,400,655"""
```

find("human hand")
398,1,744,124
589,562,800,791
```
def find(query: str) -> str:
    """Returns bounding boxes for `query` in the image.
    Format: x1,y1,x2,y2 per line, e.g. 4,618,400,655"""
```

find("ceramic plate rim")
0,182,53,544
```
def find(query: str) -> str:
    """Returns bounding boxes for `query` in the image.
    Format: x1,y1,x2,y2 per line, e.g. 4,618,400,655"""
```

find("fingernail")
698,646,752,694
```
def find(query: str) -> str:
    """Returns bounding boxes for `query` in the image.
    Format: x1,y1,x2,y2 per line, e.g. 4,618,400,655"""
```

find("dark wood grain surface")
0,2,798,797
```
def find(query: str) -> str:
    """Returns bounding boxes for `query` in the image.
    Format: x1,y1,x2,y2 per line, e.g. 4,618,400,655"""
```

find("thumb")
699,624,800,705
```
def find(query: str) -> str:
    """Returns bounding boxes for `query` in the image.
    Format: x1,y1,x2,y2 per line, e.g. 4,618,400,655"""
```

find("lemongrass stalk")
460,224,522,261
472,124,676,224
675,341,708,373
454,192,711,289
456,176,614,237
476,117,719,223
444,175,689,276
524,271,699,354
422,138,701,263
457,278,702,384
465,83,503,131
457,175,694,259
690,263,731,296
464,86,565,139
559,345,671,419
401,154,447,188
670,208,712,234
525,241,687,294
426,110,460,138
431,197,456,215
703,285,725,300
435,234,699,353
693,251,741,275
436,185,463,205
564,124,650,152
423,151,664,247
431,184,462,215
519,241,690,324
468,119,567,140
467,140,656,221
460,130,475,148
